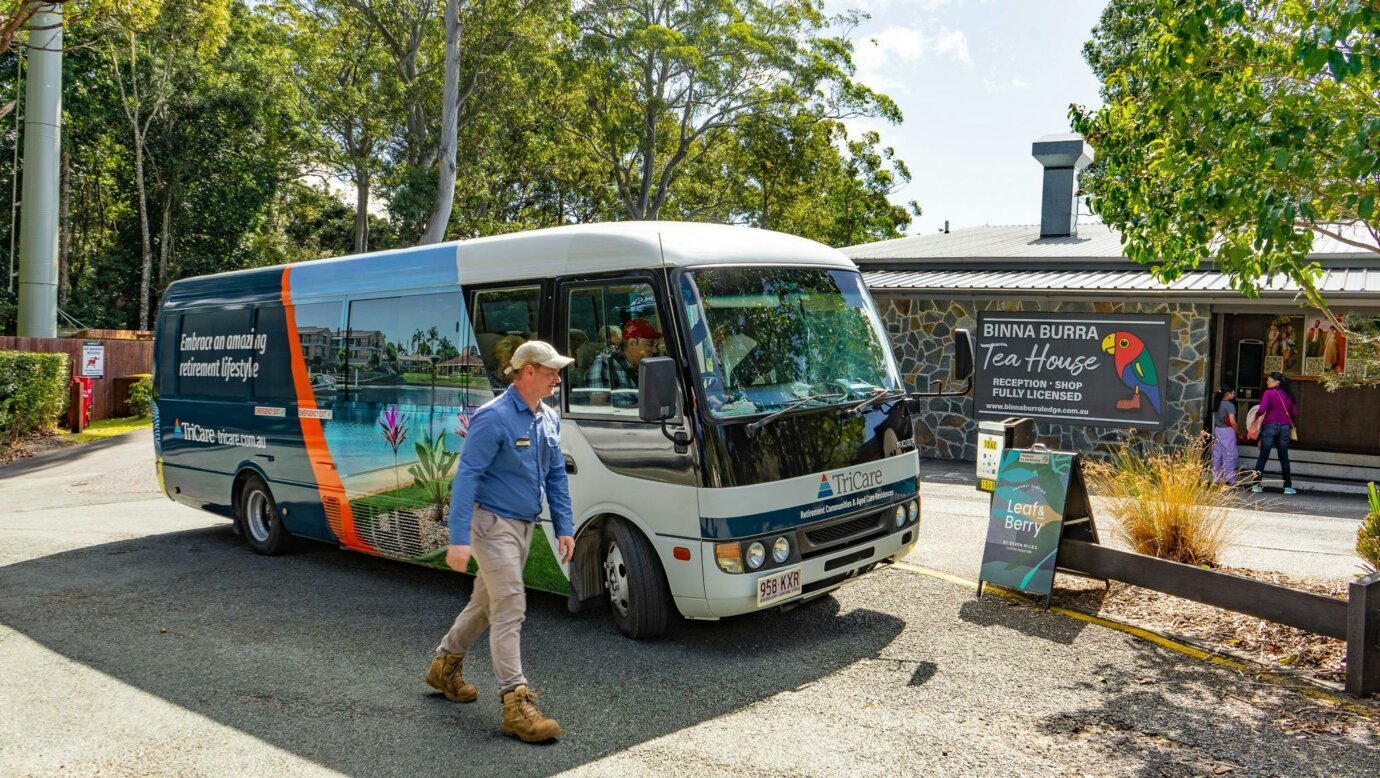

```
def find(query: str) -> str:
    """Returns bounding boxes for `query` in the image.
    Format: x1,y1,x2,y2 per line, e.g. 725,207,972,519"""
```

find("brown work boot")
501,685,561,743
426,653,478,703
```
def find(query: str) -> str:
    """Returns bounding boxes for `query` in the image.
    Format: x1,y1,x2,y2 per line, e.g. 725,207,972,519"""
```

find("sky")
841,0,1109,236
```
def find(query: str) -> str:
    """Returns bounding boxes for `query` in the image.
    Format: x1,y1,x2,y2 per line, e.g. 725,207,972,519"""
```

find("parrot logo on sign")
1102,331,1161,414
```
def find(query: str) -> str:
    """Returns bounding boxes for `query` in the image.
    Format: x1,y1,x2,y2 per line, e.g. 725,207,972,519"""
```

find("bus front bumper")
697,524,919,619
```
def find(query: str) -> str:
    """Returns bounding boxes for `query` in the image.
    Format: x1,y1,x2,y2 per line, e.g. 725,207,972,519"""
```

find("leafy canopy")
1072,0,1378,309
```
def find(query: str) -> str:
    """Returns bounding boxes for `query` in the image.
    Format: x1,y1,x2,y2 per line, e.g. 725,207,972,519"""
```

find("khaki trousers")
436,506,532,695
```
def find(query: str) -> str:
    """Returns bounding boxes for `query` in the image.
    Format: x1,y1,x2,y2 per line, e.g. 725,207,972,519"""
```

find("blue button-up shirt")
447,385,574,545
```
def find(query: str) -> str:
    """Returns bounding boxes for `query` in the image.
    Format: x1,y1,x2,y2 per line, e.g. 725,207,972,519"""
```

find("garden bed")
1055,567,1351,683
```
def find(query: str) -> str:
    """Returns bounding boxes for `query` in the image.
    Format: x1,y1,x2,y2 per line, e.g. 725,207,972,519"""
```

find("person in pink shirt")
1249,372,1299,494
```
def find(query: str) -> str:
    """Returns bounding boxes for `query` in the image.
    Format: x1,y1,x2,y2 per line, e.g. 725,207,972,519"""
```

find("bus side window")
290,301,344,400
565,281,661,416
469,286,540,395
177,308,251,400
252,305,295,401
345,292,466,407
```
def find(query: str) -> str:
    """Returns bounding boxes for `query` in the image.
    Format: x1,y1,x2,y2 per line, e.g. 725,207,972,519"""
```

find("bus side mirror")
638,357,679,422
953,328,974,381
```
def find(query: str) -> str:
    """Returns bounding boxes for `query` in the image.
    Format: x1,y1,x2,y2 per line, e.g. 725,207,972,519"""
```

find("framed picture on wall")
1264,314,1304,376
1301,314,1347,377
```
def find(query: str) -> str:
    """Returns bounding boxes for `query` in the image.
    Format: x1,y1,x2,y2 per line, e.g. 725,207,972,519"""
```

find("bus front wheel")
602,518,670,640
238,475,295,556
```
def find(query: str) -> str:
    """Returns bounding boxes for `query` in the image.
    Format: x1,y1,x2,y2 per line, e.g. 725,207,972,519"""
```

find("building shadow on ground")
0,525,905,777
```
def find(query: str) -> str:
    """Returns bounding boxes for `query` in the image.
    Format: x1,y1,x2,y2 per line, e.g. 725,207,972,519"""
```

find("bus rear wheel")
238,475,294,556
602,518,670,640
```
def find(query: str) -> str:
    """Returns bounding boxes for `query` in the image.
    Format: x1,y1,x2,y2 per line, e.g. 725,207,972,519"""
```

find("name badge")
515,437,531,448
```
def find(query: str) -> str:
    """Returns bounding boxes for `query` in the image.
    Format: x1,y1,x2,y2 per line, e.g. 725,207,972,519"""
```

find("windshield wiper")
845,389,907,417
745,392,844,436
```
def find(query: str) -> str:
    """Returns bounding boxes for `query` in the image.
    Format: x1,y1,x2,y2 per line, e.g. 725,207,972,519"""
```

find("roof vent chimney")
1032,133,1093,238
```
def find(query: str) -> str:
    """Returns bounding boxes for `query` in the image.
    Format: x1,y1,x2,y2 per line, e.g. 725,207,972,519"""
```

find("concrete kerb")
888,559,1380,718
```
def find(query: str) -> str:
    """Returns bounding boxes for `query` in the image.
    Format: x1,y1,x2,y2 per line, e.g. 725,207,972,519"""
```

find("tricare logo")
816,474,834,499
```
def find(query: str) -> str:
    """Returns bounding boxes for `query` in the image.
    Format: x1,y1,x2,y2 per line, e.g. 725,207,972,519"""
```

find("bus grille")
805,513,882,546
352,502,449,560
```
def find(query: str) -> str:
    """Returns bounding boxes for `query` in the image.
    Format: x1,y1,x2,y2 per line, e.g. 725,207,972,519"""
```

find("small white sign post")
81,341,105,379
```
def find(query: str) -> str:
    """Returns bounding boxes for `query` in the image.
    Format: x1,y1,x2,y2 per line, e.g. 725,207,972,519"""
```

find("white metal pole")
16,3,62,338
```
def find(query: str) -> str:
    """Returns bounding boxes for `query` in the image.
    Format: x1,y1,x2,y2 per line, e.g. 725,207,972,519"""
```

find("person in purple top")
1250,371,1299,494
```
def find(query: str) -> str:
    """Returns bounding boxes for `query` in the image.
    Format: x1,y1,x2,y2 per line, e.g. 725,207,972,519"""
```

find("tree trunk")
418,0,461,245
58,148,69,306
354,165,370,254
158,182,172,289
133,138,154,331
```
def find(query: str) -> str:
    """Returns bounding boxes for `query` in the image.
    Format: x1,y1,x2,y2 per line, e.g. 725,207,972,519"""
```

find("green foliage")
0,1,915,332
0,352,70,441
1083,433,1245,566
127,374,153,418
563,0,902,221
406,431,459,511
1358,482,1380,574
1072,0,1379,373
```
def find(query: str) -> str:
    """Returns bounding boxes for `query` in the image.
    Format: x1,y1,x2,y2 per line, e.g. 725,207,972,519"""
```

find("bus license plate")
756,567,802,607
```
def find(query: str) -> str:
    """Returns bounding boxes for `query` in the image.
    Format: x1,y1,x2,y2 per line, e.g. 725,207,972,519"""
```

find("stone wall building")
845,135,1380,491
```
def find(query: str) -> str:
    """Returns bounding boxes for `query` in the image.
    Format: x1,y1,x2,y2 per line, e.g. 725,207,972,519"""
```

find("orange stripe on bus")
281,267,369,552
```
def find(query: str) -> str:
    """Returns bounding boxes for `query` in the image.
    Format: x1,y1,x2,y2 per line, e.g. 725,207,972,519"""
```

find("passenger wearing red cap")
586,318,660,407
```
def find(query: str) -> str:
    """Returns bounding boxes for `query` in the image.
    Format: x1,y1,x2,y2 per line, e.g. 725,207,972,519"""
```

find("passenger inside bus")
585,318,659,407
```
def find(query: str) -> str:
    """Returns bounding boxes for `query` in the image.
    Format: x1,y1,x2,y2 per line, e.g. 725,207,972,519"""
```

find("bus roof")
161,222,855,309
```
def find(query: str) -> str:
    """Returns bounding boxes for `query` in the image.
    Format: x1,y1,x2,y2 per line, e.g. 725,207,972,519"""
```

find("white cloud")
930,28,971,64
854,22,971,92
980,66,1031,92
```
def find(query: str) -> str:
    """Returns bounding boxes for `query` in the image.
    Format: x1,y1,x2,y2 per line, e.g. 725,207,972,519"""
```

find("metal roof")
844,222,1376,263
863,267,1380,297
847,222,1379,298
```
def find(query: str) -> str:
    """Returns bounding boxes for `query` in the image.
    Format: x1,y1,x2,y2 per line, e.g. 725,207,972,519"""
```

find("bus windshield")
679,267,902,418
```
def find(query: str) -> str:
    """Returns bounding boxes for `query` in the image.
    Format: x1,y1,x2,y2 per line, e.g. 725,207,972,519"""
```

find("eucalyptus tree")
100,0,232,329
277,0,395,252
562,0,898,220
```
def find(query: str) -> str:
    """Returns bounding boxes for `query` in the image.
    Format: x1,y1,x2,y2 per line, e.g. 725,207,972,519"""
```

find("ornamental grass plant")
1082,433,1245,567
1356,482,1380,574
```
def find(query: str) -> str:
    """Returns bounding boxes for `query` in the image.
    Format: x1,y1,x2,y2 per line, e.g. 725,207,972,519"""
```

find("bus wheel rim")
604,542,629,617
246,490,272,543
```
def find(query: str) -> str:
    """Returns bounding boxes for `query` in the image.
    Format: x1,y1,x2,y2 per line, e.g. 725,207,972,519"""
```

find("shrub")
1357,483,1380,574
1082,433,1244,566
0,351,70,441
127,374,153,418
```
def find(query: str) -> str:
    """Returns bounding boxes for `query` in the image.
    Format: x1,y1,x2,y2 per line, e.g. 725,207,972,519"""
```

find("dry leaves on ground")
1054,567,1350,681
1,429,74,463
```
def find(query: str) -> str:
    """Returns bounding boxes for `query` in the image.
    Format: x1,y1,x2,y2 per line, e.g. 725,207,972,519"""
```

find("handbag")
1290,422,1299,442
1248,417,1261,441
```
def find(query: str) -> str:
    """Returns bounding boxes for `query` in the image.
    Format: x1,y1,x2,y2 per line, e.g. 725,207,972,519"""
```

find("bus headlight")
746,541,766,570
772,536,791,564
894,505,906,528
908,500,918,522
715,542,743,574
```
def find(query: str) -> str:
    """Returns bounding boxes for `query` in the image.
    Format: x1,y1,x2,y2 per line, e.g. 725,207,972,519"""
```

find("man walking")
426,340,576,744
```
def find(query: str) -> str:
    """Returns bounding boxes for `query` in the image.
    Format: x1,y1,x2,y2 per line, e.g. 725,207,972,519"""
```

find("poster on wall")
974,312,1170,430
1301,314,1347,377
1263,314,1304,376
